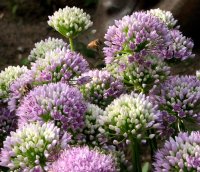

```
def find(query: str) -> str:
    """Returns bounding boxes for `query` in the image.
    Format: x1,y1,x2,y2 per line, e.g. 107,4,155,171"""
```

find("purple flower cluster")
103,11,171,64
50,146,118,172
16,83,87,134
150,75,200,137
0,107,17,148
79,70,124,108
0,122,71,171
154,132,200,171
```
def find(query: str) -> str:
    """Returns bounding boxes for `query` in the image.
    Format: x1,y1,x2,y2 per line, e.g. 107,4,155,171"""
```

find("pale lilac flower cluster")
48,6,93,38
50,146,118,172
79,70,124,108
16,83,87,134
148,8,177,29
0,122,71,171
0,66,27,102
99,93,158,144
106,55,170,93
103,11,171,64
154,132,200,171
28,37,67,62
0,107,17,148
150,75,200,137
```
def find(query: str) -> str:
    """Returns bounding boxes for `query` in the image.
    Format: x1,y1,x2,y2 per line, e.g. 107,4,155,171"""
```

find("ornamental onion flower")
154,132,200,171
8,48,89,111
0,107,17,148
99,93,158,143
106,55,170,93
150,75,200,137
0,122,71,171
28,37,67,62
103,11,171,64
16,83,87,135
48,6,93,38
0,66,27,102
50,146,118,172
148,8,177,29
82,103,105,146
79,70,124,109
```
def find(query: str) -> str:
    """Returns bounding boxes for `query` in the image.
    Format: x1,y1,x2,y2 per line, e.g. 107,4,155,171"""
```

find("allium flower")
150,75,200,137
196,70,200,80
48,6,93,38
154,132,200,171
0,66,27,102
79,70,124,108
31,48,89,84
0,122,71,171
8,48,89,111
148,8,177,29
0,107,17,148
166,29,195,61
82,103,105,146
99,93,158,144
103,11,171,64
16,83,87,134
50,146,118,172
106,55,170,93
28,37,67,62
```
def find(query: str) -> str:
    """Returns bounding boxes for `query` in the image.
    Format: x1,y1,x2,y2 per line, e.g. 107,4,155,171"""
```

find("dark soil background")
0,0,200,74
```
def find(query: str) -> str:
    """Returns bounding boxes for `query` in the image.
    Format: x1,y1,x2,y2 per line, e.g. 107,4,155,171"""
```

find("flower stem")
69,37,74,51
130,137,142,172
147,130,157,159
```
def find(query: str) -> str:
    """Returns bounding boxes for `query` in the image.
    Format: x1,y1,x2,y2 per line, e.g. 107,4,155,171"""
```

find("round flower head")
48,6,93,38
79,70,124,109
103,11,171,64
150,75,200,137
197,70,200,80
0,66,27,102
28,37,67,62
106,55,170,93
16,83,87,134
166,29,194,61
31,48,89,84
50,146,118,172
0,107,17,148
8,48,89,111
0,122,71,171
154,132,200,171
99,93,158,144
148,8,177,29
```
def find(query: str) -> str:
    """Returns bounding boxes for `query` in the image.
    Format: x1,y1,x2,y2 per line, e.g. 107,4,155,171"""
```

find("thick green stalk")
130,137,142,172
69,37,74,51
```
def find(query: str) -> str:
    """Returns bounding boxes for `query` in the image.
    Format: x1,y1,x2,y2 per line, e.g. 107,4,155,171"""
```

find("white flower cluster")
0,122,70,171
83,103,104,146
99,93,158,143
0,66,27,101
48,6,93,38
28,37,67,62
148,8,177,28
196,70,200,79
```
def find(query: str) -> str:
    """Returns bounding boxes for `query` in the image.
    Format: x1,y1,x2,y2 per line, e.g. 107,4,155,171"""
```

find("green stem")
69,37,74,51
147,130,157,160
130,137,142,172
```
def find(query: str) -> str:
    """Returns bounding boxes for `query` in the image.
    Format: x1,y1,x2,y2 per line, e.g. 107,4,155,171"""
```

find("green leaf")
142,162,150,172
